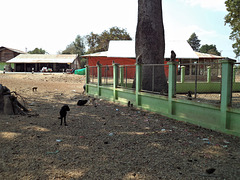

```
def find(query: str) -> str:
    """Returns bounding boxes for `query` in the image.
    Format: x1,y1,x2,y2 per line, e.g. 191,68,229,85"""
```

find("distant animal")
32,87,38,92
59,105,70,126
206,168,216,174
97,61,101,66
89,97,97,107
136,54,142,64
170,50,176,62
82,84,86,94
187,91,192,100
77,99,88,106
128,101,133,107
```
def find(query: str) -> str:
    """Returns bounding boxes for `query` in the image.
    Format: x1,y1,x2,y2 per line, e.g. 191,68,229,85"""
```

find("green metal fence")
86,59,240,137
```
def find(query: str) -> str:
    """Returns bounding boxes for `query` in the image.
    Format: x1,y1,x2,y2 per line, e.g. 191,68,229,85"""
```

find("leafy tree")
86,27,132,53
187,33,201,51
62,35,85,55
85,32,100,54
225,0,240,57
200,44,221,56
28,48,46,54
135,0,168,93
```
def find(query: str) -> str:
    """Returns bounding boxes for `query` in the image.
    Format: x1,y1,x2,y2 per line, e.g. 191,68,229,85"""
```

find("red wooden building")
83,40,199,78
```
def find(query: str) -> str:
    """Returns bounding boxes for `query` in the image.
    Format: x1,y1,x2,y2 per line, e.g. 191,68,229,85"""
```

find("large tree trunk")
136,0,168,93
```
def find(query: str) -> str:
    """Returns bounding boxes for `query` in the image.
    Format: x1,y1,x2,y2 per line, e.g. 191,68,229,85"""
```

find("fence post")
113,63,119,101
168,61,177,115
120,66,124,86
136,63,142,106
85,65,89,93
207,66,211,83
97,64,102,96
220,58,236,130
181,66,185,83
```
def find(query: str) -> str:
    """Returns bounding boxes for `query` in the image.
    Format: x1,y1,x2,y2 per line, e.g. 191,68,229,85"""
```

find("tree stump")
0,84,4,112
3,95,14,115
0,84,28,115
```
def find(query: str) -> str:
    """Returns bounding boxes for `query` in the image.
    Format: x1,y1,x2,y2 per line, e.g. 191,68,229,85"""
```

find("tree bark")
0,85,4,112
136,0,168,93
3,95,14,115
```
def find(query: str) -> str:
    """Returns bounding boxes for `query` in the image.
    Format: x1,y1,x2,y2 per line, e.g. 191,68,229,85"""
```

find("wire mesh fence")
102,65,114,86
88,66,98,85
88,61,240,109
118,65,136,89
232,63,240,108
140,64,169,95
176,62,222,107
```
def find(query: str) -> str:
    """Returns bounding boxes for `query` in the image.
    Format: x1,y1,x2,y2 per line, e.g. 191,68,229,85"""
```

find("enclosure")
86,59,240,137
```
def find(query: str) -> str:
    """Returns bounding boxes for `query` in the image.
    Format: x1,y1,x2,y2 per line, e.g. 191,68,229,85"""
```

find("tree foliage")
225,0,240,57
85,32,100,54
200,44,221,56
28,48,46,54
62,35,85,55
187,33,201,51
86,27,132,54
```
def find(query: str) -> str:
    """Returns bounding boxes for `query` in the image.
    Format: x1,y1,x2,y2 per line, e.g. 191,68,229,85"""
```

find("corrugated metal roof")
81,51,108,57
107,40,199,59
7,54,78,63
195,51,223,59
0,46,26,54
108,40,135,58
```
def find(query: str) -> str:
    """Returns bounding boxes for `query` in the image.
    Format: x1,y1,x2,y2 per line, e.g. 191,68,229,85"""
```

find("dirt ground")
0,72,240,180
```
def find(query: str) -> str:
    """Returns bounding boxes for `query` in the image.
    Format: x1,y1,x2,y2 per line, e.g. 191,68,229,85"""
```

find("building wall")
87,56,136,78
0,49,19,62
87,56,136,66
0,49,20,71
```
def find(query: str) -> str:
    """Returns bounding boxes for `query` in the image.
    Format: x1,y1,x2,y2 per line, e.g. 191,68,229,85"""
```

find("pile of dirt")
0,73,240,179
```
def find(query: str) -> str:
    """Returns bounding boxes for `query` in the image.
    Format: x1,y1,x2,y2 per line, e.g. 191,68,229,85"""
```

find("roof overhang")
107,40,199,59
7,54,78,64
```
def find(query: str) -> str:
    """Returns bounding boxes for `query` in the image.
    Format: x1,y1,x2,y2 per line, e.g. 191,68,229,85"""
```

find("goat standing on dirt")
59,105,70,126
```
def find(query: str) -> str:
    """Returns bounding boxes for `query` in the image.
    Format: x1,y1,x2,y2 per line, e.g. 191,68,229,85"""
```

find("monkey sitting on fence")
170,50,176,62
59,105,70,126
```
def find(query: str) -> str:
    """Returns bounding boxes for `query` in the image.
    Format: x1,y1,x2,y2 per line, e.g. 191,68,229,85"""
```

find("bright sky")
0,0,237,59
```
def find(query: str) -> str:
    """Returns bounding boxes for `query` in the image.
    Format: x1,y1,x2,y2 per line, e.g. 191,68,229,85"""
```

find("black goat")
187,91,192,100
59,105,70,126
77,99,88,106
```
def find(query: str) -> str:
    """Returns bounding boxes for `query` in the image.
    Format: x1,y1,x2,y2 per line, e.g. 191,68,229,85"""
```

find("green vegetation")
187,32,221,56
28,48,46,54
187,32,201,51
225,0,240,58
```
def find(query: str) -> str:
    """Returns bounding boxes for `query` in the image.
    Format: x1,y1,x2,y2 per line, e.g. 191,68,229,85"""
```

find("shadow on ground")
0,92,240,179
